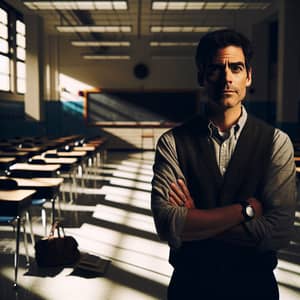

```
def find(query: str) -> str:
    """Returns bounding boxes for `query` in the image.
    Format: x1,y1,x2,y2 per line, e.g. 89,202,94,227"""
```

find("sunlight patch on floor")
278,259,300,274
93,204,155,233
121,161,153,170
104,194,150,210
117,164,153,176
112,170,153,183
100,186,150,201
276,259,300,299
66,223,172,277
109,178,152,191
1,266,161,300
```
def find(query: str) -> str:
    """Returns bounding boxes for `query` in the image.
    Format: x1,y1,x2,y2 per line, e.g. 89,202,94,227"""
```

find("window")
0,7,10,91
0,3,26,95
16,19,26,93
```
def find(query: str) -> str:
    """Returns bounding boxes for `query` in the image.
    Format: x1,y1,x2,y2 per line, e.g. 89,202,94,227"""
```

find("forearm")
213,223,258,247
151,131,188,247
181,203,244,241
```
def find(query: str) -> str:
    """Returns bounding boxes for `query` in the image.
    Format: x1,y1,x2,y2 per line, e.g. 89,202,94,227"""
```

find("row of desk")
0,135,107,288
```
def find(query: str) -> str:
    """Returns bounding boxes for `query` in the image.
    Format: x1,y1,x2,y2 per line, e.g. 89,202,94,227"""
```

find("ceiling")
21,1,278,59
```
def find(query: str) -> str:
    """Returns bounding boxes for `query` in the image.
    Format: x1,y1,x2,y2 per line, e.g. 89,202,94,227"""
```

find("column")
24,14,44,121
277,0,300,136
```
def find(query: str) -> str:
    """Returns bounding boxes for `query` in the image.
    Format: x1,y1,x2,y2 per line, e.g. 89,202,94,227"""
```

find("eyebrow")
209,61,245,68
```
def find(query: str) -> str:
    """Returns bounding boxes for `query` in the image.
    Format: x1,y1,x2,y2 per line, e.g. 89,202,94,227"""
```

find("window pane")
16,33,26,48
17,46,25,60
0,54,9,75
0,38,8,53
0,8,8,25
0,74,10,91
0,23,8,39
16,20,25,35
17,78,26,94
17,61,25,78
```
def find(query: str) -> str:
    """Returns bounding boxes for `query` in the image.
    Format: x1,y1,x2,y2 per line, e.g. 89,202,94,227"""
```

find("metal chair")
0,179,31,288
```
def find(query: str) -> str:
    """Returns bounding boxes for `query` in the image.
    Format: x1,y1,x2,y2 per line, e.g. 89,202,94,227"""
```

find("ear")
246,67,252,87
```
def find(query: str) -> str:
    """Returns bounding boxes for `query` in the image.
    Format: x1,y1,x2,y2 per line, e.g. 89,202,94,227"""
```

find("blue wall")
0,100,100,139
0,99,299,141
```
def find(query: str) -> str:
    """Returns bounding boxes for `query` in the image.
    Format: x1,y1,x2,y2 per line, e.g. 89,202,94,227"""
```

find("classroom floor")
0,150,299,300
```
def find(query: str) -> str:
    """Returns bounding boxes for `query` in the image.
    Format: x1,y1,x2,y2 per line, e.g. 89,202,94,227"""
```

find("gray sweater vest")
171,114,276,270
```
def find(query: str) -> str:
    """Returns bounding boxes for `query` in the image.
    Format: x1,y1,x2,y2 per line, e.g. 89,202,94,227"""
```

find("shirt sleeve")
244,128,297,252
151,130,188,248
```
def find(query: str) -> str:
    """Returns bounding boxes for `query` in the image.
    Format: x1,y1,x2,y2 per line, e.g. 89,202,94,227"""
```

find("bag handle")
49,221,66,238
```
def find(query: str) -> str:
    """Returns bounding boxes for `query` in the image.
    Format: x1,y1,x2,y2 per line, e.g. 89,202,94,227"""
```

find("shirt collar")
208,105,248,140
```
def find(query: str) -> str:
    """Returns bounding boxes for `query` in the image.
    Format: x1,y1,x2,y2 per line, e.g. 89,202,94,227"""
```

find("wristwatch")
240,200,255,221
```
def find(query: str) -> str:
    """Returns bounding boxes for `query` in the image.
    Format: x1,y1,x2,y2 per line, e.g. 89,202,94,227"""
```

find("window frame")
16,17,26,94
0,6,10,92
0,1,25,99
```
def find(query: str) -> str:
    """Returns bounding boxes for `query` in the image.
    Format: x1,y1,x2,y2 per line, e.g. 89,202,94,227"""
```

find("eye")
230,64,243,73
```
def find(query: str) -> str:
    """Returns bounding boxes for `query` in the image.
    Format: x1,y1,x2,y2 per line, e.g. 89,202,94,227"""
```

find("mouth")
222,90,235,93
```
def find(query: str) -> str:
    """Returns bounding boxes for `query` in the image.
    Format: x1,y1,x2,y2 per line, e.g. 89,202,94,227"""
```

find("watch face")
246,206,255,218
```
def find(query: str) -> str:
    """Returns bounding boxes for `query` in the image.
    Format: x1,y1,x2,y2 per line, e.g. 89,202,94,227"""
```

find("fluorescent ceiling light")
150,41,198,47
71,41,130,47
245,3,270,9
56,25,132,33
151,26,225,33
204,2,226,9
82,55,130,60
152,1,271,10
24,1,128,10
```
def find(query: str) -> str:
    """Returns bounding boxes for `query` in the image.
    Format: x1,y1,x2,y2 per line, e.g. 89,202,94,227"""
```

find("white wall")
55,35,199,92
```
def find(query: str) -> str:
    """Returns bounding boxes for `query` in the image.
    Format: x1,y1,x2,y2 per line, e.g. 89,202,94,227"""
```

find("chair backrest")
28,158,46,164
0,178,18,190
45,153,58,158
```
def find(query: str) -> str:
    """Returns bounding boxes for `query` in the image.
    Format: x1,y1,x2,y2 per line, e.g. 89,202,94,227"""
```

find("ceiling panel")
21,0,277,58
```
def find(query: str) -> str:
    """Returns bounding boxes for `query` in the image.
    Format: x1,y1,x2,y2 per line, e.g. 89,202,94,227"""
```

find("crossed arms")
151,130,297,251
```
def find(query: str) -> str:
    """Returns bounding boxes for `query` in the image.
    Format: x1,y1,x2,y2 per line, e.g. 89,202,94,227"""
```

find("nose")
223,66,233,84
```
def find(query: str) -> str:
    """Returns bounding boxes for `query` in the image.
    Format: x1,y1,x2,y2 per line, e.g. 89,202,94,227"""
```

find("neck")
206,104,242,131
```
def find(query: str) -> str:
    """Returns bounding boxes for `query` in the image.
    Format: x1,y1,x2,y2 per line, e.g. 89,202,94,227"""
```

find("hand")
247,197,263,217
168,179,195,209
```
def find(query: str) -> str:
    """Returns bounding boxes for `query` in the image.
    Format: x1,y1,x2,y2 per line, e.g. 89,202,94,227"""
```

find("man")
151,29,296,300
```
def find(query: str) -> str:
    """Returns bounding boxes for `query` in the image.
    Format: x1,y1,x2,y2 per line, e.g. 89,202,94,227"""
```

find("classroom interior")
0,0,299,299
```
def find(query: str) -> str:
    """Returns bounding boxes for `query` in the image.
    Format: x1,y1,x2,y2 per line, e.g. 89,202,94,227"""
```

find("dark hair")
195,29,253,74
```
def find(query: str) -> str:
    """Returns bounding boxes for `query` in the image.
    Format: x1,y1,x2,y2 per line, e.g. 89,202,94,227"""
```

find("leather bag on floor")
35,221,80,267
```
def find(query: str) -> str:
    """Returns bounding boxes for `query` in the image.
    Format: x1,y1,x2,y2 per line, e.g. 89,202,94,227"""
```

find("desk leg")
51,198,56,225
13,216,20,288
26,211,35,245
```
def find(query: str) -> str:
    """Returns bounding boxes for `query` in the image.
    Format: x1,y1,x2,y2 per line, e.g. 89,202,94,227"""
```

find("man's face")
202,46,252,110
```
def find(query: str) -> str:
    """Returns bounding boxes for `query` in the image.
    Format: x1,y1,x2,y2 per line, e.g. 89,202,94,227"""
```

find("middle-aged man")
151,29,297,300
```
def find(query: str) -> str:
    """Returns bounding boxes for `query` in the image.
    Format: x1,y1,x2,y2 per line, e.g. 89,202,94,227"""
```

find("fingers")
168,179,189,207
177,179,192,201
169,194,182,207
169,188,185,206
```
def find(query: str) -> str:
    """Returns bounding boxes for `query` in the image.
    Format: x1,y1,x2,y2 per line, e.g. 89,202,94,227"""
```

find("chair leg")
51,198,56,224
62,189,66,203
56,195,62,219
13,216,21,288
72,171,77,202
22,221,30,268
26,211,35,245
41,208,47,236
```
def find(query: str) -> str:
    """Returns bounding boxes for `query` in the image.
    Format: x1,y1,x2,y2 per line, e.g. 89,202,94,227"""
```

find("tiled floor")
0,150,299,300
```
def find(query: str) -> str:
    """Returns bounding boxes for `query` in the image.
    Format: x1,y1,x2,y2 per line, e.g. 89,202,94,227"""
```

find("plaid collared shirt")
208,106,247,176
